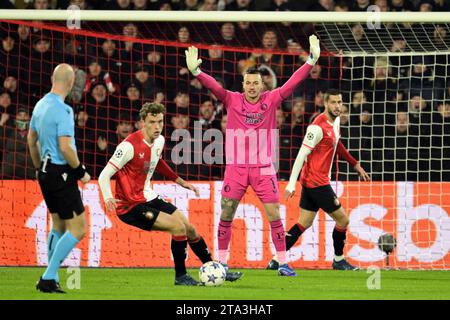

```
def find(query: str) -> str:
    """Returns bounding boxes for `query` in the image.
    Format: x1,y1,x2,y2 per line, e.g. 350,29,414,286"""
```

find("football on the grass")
199,261,226,287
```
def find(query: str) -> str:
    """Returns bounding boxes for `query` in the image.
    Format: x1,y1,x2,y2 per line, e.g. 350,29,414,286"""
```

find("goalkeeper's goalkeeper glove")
185,46,202,76
307,34,320,65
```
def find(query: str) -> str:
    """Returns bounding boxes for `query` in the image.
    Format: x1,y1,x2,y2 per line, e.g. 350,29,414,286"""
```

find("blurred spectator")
242,30,283,77
0,92,13,127
182,0,200,10
418,0,434,11
30,0,51,9
1,36,19,77
334,0,348,11
120,22,143,62
352,0,370,11
199,0,218,10
408,93,431,126
389,0,415,11
121,82,142,111
74,107,96,175
159,0,173,10
3,76,18,96
133,0,149,10
309,0,335,11
85,60,116,94
366,56,398,102
433,0,450,11
374,0,389,11
68,0,91,10
199,100,220,129
226,0,254,10
340,103,349,127
104,0,132,9
219,22,238,46
99,39,121,75
259,66,277,91
68,65,86,103
134,63,161,99
1,108,35,179
269,0,290,11
17,24,31,43
0,1,15,8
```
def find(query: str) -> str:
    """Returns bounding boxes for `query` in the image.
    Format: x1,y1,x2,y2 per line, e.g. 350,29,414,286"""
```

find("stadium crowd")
0,0,449,181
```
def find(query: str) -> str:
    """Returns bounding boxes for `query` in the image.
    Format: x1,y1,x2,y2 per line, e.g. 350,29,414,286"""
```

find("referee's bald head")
51,63,75,94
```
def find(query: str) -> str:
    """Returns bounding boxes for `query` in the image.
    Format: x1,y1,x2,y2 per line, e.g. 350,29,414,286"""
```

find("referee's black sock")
188,236,212,264
171,235,188,278
286,223,307,251
332,226,347,257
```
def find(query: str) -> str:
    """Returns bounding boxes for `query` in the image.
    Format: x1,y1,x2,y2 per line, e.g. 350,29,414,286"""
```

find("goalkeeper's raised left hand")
307,34,320,65
185,46,202,76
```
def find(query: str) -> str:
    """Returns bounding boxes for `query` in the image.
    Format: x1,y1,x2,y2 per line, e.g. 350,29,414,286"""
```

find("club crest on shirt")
260,103,268,111
139,152,145,159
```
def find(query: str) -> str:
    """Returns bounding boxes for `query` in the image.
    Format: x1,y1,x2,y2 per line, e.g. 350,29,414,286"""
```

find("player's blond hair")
139,102,166,120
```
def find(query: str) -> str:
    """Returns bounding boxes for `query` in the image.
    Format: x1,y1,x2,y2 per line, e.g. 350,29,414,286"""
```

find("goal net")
0,14,449,269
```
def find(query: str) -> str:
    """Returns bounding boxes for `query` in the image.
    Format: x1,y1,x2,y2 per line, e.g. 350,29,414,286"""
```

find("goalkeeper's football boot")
278,264,297,276
221,263,243,282
266,259,280,270
332,259,359,271
175,273,199,286
36,277,66,293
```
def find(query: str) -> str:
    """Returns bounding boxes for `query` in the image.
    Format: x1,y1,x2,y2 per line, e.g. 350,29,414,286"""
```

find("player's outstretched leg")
217,197,243,281
331,226,359,270
263,203,297,277
329,208,359,271
152,211,199,285
266,222,308,270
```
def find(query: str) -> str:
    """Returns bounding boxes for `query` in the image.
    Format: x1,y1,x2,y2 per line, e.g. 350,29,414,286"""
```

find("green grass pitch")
1,267,449,300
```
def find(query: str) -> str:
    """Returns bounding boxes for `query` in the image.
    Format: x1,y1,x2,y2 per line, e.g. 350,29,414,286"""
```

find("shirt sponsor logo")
244,112,263,124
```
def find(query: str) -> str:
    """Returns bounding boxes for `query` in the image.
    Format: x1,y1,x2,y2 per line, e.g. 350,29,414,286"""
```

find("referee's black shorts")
118,196,178,231
38,163,85,220
300,184,342,214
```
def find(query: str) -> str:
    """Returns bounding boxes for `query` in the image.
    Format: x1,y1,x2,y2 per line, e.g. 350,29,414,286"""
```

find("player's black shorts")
37,162,85,220
300,184,342,214
118,196,178,231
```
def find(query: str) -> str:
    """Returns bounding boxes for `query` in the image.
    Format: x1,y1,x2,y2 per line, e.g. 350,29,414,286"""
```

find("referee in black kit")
27,63,90,293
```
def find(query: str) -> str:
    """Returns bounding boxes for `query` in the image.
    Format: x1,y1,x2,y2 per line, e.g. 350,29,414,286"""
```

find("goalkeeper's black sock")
188,236,212,264
332,226,347,257
171,235,188,277
286,223,307,251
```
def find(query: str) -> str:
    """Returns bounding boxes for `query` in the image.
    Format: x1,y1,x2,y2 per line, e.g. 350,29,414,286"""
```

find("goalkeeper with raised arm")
186,35,321,276
267,89,370,271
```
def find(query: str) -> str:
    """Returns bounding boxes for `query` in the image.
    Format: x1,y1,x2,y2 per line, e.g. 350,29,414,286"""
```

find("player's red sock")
286,223,307,251
218,219,232,263
270,219,287,265
171,235,188,277
188,235,212,263
333,226,347,257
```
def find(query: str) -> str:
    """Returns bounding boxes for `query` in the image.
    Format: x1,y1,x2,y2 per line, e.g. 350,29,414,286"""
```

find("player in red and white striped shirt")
267,89,370,271
98,102,241,285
